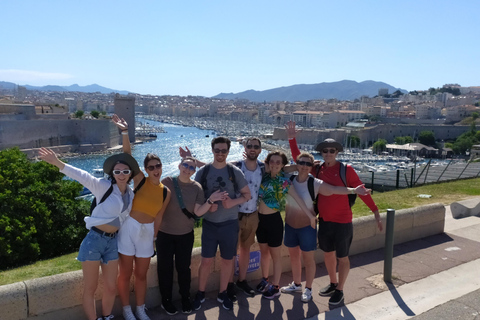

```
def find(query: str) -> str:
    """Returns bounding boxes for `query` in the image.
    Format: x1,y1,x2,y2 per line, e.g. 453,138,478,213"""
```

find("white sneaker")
135,305,151,320
301,288,312,302
280,281,302,293
123,307,137,320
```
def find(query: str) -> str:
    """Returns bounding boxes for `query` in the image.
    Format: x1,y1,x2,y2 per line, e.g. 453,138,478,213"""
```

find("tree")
418,131,436,146
347,135,361,148
395,137,406,145
74,110,84,118
405,136,414,143
372,139,387,154
0,148,90,269
90,110,100,119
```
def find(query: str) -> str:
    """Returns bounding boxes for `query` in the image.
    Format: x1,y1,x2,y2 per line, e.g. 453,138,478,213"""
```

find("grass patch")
1,177,479,286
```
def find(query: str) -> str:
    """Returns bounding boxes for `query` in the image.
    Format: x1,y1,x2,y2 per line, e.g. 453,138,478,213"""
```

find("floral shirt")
258,171,291,211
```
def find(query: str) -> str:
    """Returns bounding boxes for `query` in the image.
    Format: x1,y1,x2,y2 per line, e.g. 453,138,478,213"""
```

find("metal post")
384,208,395,283
396,170,400,189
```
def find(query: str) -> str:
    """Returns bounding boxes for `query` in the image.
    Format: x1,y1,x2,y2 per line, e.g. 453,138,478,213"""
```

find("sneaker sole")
319,291,336,297
281,288,302,293
161,305,178,316
328,296,344,305
193,298,205,311
301,297,312,303
217,298,233,310
262,292,281,299
182,309,192,314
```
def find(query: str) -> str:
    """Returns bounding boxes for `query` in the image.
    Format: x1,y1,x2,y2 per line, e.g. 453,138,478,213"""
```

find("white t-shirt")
237,160,263,214
285,175,323,229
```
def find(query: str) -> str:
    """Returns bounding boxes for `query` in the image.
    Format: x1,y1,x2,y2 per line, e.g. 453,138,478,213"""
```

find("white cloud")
0,69,73,83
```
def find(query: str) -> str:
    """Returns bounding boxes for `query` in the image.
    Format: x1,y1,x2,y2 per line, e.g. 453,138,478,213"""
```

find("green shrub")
0,148,90,270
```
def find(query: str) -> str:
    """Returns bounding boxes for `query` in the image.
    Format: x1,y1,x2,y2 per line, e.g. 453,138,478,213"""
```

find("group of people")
38,117,382,320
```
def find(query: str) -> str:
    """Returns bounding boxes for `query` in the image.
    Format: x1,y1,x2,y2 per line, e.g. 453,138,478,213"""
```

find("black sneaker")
161,299,178,316
262,285,280,299
181,297,192,314
329,289,344,305
217,290,233,310
256,278,269,293
319,283,338,296
236,280,255,297
193,291,205,311
227,282,237,302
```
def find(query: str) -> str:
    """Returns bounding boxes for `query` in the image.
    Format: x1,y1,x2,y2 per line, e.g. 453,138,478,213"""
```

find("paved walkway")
140,205,480,320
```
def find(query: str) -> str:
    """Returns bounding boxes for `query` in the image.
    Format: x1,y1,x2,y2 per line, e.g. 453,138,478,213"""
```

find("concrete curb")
0,203,446,320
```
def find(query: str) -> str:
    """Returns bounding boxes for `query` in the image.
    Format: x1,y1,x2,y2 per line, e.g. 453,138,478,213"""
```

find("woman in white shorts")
113,115,171,320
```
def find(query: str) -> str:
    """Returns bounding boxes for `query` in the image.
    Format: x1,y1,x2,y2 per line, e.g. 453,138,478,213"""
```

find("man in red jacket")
286,121,383,306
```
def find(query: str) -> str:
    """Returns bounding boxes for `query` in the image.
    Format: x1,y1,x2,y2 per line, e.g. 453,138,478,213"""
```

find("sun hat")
103,153,141,177
315,138,344,153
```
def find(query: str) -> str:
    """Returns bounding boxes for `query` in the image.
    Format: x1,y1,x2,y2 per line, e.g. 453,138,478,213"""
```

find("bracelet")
207,198,214,205
121,131,128,135
349,188,356,194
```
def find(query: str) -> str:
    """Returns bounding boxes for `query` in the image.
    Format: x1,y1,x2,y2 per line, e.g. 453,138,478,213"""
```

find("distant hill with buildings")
0,81,129,95
213,80,407,102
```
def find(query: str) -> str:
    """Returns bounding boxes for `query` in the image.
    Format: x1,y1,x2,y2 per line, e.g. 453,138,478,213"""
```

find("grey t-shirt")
195,163,248,223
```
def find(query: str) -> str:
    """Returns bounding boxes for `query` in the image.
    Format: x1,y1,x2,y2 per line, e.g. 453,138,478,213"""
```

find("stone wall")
0,119,119,151
0,203,445,320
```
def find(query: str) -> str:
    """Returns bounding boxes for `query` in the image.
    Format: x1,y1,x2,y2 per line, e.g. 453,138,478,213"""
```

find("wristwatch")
207,198,214,205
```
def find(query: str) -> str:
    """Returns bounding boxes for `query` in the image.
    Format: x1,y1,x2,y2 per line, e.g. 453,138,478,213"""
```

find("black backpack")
232,160,266,177
90,184,114,214
314,162,357,211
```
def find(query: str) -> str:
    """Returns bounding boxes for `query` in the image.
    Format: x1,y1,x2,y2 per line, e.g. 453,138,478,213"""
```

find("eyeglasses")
297,160,313,167
322,148,337,154
246,145,261,150
181,162,196,172
112,169,131,175
213,148,228,154
146,163,162,171
269,160,283,165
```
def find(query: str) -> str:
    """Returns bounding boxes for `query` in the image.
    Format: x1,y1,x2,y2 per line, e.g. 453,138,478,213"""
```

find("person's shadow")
255,297,284,320
324,305,356,319
285,295,320,319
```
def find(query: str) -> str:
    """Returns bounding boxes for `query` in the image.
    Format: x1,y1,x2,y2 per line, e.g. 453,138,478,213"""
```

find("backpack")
289,174,316,208
314,161,357,210
199,163,240,195
90,184,114,214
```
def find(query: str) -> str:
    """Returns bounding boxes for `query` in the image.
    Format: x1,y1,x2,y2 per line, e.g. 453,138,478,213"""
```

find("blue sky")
1,0,479,97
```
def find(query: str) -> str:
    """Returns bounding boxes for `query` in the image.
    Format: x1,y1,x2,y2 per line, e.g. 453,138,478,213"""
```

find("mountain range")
0,81,129,95
0,79,407,102
213,80,408,102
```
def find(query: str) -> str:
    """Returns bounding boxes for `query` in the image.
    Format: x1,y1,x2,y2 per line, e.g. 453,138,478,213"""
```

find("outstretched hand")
179,146,193,158
112,114,128,131
38,147,64,169
285,121,300,140
354,185,371,196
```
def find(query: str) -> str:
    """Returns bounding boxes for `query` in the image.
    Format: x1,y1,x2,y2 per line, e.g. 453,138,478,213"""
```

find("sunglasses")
181,162,196,172
146,163,162,171
112,169,131,175
322,148,337,154
213,148,228,154
246,145,261,150
297,160,313,167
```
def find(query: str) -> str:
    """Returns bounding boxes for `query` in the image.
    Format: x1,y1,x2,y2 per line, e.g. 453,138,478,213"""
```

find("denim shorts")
201,219,239,260
284,223,317,252
77,229,118,264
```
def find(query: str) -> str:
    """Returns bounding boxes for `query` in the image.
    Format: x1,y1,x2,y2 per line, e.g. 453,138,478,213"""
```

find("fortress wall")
0,203,446,320
0,120,119,151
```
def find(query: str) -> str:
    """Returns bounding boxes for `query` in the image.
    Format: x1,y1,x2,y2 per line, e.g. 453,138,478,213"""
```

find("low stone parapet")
0,203,446,320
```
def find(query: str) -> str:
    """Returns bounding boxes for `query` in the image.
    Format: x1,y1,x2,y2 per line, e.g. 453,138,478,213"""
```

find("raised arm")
112,114,131,154
38,147,65,170
286,121,301,161
179,146,206,168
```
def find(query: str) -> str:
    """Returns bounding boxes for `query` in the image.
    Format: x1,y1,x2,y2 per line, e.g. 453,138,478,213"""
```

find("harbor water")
65,120,269,179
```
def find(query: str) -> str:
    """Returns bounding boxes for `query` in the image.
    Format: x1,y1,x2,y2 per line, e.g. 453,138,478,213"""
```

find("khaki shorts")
238,210,259,248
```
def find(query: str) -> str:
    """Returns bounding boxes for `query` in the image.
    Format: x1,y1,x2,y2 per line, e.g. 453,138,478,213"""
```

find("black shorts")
317,219,353,258
256,211,284,248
